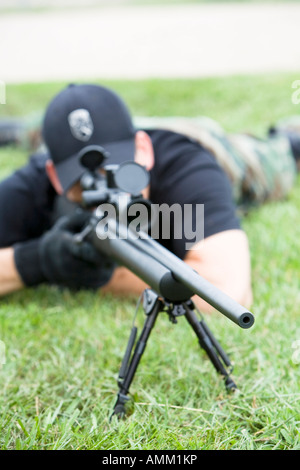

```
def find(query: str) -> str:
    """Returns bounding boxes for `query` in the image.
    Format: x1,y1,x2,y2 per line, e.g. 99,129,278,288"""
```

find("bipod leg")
183,301,237,391
111,290,162,419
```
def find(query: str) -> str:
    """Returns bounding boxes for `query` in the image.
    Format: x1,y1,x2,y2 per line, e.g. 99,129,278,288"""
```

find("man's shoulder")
5,151,49,188
0,151,55,247
0,150,53,206
146,127,219,177
146,127,198,147
24,151,49,173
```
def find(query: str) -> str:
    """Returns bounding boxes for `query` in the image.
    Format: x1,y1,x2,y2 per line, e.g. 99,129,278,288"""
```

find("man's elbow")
221,281,253,309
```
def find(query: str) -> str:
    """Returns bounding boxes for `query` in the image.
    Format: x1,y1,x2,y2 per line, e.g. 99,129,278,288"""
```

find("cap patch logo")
68,108,94,142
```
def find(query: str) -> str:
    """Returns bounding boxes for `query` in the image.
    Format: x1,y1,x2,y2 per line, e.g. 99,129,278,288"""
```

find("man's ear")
134,131,155,171
45,159,64,195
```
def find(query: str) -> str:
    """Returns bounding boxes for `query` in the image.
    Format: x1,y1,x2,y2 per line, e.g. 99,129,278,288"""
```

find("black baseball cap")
42,83,136,192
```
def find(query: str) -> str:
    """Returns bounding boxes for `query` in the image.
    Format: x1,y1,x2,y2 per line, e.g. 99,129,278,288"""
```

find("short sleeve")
0,154,54,247
149,130,241,259
0,173,38,247
170,158,241,259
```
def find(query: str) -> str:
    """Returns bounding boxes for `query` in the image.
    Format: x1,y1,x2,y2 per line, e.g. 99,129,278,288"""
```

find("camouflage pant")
134,116,298,210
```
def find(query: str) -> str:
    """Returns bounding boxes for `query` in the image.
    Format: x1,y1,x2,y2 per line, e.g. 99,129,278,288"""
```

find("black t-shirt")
0,129,240,259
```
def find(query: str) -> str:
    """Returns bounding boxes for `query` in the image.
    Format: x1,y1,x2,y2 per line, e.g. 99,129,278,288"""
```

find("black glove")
14,211,115,290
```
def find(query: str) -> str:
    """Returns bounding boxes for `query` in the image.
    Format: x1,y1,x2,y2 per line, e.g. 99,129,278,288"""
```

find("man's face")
66,181,83,203
48,131,155,203
65,173,151,205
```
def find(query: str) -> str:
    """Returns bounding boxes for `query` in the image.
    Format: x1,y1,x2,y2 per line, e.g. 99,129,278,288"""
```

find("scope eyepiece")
78,145,110,172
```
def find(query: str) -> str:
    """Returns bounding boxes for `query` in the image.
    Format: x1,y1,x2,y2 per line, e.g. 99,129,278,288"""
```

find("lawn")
0,72,300,450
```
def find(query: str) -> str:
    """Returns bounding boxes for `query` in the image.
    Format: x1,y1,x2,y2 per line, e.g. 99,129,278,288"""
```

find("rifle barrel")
91,218,254,329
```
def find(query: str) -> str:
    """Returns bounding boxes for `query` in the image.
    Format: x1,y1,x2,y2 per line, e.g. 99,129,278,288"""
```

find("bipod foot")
110,393,130,421
224,376,237,392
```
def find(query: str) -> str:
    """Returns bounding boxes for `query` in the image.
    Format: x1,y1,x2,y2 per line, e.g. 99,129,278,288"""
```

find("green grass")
1,72,300,450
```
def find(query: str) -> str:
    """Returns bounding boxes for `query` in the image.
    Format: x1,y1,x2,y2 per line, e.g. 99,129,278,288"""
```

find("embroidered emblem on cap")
68,108,94,142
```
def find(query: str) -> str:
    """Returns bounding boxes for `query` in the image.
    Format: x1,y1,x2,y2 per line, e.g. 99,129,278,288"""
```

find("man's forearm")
0,248,24,296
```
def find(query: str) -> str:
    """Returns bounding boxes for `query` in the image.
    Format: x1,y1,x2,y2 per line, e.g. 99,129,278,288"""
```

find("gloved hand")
14,211,115,290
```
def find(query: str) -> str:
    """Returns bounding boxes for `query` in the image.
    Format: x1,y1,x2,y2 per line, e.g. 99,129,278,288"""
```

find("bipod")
110,289,237,420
